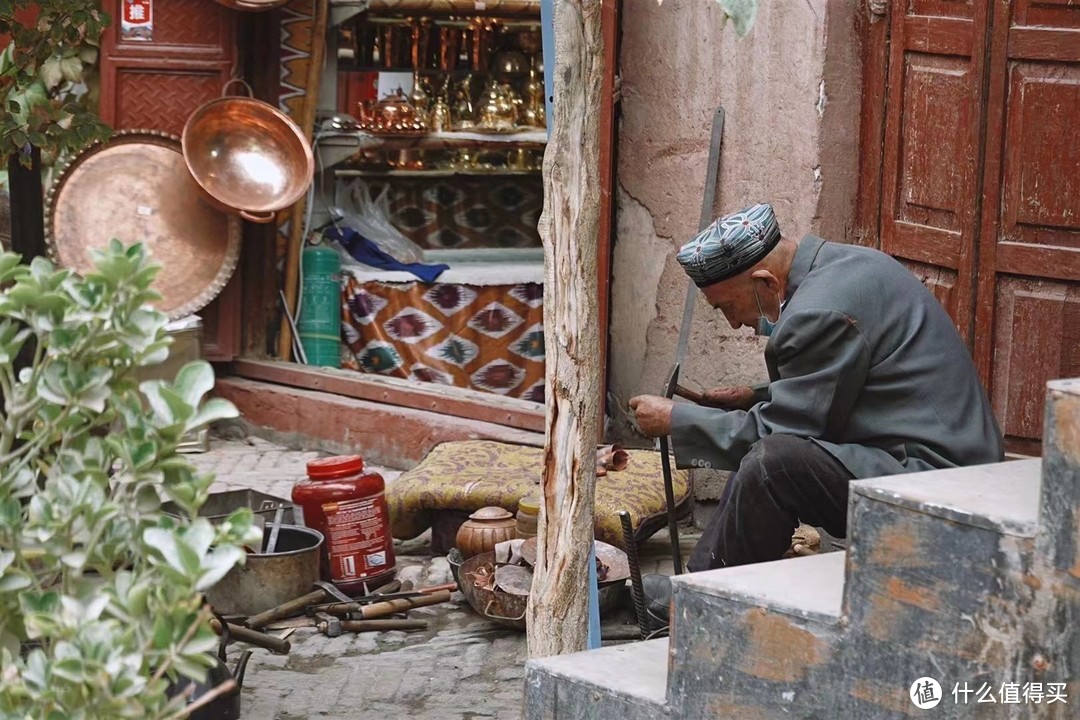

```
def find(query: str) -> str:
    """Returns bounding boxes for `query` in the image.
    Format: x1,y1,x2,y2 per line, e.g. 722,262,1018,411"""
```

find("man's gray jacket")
671,236,1004,479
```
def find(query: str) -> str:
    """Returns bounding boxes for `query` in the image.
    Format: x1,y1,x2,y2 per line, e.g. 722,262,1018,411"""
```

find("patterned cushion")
386,440,692,549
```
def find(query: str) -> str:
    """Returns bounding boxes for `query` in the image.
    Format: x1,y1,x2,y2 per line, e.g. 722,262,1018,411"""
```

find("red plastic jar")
292,455,396,594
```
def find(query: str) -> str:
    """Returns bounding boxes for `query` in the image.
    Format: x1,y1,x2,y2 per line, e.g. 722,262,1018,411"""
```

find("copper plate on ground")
519,537,630,584
45,130,241,320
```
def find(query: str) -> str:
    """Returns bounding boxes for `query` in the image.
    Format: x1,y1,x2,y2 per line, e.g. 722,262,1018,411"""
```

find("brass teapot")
359,88,427,134
477,76,516,132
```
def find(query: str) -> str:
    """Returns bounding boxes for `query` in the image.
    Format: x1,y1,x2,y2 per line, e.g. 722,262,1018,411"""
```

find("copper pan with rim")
213,0,290,11
182,83,314,224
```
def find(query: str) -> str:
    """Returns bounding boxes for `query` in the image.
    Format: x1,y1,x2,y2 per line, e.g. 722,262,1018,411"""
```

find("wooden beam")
278,0,330,361
229,359,547,432
596,0,619,425
527,0,604,658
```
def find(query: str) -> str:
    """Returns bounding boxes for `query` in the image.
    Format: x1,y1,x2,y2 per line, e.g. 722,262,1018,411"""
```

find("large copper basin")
213,0,290,11
182,97,314,224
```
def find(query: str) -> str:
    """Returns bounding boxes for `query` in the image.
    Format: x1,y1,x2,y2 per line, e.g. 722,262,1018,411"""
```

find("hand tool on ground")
210,618,292,654
264,505,285,554
373,579,403,595
263,616,321,631
245,580,353,629
306,582,458,615
658,105,726,577
620,510,651,640
313,617,429,634
337,619,429,633
315,611,341,638
353,589,452,620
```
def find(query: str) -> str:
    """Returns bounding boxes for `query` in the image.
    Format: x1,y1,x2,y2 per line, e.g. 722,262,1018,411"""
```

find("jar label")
321,493,393,582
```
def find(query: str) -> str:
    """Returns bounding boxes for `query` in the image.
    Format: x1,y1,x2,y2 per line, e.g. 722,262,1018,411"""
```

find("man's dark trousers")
687,434,854,571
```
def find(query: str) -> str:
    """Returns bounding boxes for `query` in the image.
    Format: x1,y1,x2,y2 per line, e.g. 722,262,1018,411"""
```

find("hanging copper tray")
45,130,241,320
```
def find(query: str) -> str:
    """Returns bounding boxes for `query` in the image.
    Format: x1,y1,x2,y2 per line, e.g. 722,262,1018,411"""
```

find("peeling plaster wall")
608,0,862,436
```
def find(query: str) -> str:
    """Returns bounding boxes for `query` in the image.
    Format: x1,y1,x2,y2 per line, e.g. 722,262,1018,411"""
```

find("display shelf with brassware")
315,128,546,169
329,0,543,29
314,1,547,252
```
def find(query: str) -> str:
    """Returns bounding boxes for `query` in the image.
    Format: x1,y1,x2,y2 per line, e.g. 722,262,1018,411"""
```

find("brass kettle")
359,88,427,134
477,76,517,132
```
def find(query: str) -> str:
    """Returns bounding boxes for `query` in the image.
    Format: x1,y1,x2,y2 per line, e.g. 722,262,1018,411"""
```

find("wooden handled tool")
674,384,704,405
339,619,428,633
357,589,451,620
308,582,460,616
246,589,327,629
210,619,291,654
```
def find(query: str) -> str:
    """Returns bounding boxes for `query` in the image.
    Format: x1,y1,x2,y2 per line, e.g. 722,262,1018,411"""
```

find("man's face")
701,275,761,330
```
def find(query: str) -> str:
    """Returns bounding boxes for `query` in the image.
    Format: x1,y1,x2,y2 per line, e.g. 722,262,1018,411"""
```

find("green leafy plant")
0,241,259,718
1,0,112,167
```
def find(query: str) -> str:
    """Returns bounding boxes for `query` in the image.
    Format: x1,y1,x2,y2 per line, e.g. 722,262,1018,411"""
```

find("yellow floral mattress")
386,440,691,548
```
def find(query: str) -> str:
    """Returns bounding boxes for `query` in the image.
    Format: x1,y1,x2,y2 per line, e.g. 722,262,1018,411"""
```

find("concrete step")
668,552,846,718
524,638,670,720
840,459,1044,717
850,459,1041,538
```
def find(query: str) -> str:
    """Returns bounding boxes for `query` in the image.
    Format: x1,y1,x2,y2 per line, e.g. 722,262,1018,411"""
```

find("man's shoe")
641,574,672,630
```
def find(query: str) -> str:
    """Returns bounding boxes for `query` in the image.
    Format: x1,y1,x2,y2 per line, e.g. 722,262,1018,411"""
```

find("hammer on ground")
315,612,341,638
246,580,354,629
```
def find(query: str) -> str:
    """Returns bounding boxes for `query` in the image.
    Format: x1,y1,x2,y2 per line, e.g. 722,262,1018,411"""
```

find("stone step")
668,552,847,718
524,638,670,720
839,459,1045,717
850,459,1041,539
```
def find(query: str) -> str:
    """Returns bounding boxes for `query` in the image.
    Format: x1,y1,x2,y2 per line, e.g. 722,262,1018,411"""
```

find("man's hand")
628,395,674,437
700,385,756,410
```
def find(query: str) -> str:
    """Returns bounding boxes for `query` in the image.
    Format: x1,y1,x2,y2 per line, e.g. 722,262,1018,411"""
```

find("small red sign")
123,0,151,26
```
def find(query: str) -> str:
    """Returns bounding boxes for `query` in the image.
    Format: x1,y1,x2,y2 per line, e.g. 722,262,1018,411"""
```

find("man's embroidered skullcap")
676,203,782,287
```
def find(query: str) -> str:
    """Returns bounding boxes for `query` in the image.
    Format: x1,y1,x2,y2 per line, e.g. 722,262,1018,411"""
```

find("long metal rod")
658,434,684,575
659,107,726,578
673,107,726,368
620,510,650,640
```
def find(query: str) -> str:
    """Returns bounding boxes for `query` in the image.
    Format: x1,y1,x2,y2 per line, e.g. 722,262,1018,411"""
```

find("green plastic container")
298,245,342,367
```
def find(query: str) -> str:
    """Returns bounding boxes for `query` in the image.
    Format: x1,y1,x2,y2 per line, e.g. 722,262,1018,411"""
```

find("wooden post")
527,0,604,658
277,0,330,360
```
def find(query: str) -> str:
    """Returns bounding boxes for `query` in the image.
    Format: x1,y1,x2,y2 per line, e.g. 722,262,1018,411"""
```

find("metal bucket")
206,524,323,617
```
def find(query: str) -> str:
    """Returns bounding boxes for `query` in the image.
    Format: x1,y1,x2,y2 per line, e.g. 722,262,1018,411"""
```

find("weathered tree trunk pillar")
527,0,604,658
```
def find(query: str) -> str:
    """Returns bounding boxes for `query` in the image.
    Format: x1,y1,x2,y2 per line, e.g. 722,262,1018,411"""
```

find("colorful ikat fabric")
341,277,546,402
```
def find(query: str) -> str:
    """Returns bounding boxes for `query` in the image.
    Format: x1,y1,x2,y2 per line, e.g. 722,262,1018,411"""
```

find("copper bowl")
182,97,314,223
213,0,290,11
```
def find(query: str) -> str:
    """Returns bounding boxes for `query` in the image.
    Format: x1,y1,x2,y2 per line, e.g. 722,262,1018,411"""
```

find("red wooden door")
864,0,1080,452
877,0,992,341
99,0,241,360
972,0,1080,454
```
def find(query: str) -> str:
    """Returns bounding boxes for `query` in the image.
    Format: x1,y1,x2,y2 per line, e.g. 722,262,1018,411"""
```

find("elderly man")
629,203,1002,614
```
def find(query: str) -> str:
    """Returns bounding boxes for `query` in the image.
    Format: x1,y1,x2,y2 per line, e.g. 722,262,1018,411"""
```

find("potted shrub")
0,241,259,718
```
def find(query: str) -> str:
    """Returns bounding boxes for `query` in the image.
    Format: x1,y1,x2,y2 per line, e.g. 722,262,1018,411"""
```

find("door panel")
879,0,990,342
990,280,1080,453
99,1,241,360
974,0,1080,451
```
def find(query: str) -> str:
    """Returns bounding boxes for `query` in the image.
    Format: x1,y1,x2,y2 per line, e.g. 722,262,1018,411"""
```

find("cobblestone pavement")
187,435,694,720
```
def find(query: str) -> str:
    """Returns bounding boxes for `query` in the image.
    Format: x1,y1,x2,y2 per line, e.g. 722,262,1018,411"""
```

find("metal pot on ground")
205,524,323,617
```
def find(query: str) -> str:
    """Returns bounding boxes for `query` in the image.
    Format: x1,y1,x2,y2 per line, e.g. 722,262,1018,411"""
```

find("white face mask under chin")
752,282,781,337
